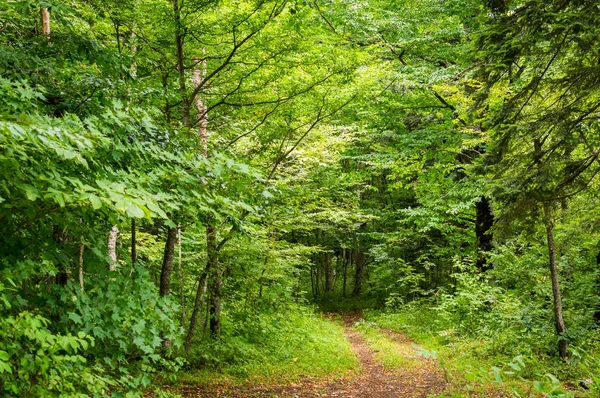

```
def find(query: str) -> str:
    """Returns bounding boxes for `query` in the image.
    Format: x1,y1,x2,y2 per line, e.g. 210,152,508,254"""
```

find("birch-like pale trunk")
41,8,50,36
108,225,119,271
186,54,224,342
193,57,208,155
193,59,222,335
78,243,85,291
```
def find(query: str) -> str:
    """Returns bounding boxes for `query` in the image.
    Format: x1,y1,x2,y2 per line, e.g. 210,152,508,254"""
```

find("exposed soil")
173,312,447,397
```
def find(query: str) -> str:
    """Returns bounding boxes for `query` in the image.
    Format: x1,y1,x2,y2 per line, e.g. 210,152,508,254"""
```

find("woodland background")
1,0,600,396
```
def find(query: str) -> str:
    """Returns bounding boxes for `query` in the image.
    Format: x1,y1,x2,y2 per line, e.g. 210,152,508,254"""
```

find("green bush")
0,280,110,396
0,266,183,397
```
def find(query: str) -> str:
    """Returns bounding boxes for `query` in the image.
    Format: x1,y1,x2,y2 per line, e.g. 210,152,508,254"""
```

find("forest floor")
172,312,448,397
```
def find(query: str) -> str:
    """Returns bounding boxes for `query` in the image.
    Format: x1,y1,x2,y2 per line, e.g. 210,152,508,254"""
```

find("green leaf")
89,194,102,210
165,219,177,228
19,185,39,201
126,204,144,218
0,361,11,374
262,190,274,199
68,312,83,325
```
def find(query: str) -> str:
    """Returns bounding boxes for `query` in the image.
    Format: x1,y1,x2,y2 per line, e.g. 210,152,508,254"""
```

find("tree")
474,0,600,359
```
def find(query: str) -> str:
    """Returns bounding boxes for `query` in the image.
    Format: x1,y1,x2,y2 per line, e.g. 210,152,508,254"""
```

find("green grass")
354,320,420,370
178,310,359,387
362,308,599,398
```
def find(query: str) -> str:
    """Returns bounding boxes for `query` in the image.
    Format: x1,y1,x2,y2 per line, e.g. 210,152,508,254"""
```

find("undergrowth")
363,303,600,397
178,306,358,386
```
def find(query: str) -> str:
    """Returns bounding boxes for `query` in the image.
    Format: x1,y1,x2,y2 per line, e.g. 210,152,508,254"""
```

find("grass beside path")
175,310,358,388
361,308,599,398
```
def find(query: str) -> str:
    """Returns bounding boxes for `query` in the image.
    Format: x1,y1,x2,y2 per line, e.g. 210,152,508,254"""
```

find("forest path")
176,312,447,397
322,312,447,397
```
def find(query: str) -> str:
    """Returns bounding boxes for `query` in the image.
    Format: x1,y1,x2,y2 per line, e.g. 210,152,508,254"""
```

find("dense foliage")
1,0,600,396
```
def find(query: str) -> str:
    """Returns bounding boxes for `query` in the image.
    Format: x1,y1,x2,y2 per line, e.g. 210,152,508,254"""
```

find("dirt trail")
175,313,447,397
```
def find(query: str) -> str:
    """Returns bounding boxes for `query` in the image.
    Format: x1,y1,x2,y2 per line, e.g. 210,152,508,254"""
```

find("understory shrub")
0,265,183,397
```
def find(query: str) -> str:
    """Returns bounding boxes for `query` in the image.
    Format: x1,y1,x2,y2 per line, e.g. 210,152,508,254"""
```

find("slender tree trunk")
131,219,137,264
324,252,333,293
209,274,222,335
194,56,208,154
543,202,570,360
475,197,494,271
53,226,68,285
184,272,208,351
159,227,178,296
310,266,316,299
178,225,185,327
207,224,222,335
41,7,50,36
315,265,321,297
78,243,85,291
184,226,215,351
342,249,348,297
162,73,171,122
130,29,137,77
332,251,341,289
108,225,119,271
342,248,348,297
352,250,365,296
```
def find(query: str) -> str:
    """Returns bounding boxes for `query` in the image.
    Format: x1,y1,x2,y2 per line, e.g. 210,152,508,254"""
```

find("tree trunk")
209,271,222,336
342,248,349,297
310,266,316,299
333,251,342,289
78,243,85,291
131,219,137,264
315,264,321,297
194,56,208,154
108,225,119,271
205,224,222,336
159,227,178,296
185,224,216,350
543,202,569,360
324,252,333,293
41,7,50,36
185,267,209,351
475,197,494,271
178,225,185,327
352,250,365,296
185,226,218,351
53,226,68,285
